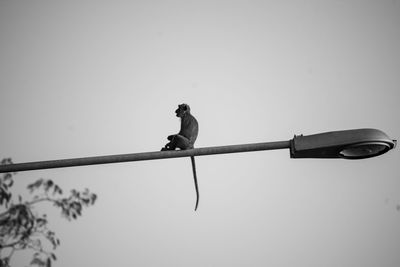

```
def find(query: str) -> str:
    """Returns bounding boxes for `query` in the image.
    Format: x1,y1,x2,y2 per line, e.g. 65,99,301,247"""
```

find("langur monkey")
161,104,200,211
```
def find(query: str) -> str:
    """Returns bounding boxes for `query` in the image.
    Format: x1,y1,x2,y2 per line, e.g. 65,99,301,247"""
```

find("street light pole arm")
0,140,291,173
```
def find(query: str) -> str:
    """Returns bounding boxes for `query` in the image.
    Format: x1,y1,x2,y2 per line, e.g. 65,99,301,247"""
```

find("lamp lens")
340,142,390,159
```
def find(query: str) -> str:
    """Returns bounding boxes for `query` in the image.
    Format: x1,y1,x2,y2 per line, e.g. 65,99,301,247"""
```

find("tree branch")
26,197,56,206
0,240,21,249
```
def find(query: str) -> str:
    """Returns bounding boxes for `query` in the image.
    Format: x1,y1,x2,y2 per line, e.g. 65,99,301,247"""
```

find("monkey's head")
175,103,191,117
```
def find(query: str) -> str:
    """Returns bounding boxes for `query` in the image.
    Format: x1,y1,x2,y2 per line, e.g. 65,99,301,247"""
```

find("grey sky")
1,1,399,266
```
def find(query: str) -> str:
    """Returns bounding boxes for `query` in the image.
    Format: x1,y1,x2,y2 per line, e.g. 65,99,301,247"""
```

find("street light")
290,128,396,159
0,128,396,173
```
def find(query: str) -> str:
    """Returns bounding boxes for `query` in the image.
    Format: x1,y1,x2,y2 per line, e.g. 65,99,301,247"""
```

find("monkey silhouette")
161,104,199,211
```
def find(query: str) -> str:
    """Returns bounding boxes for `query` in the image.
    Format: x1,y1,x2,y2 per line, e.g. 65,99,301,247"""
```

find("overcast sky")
1,1,399,266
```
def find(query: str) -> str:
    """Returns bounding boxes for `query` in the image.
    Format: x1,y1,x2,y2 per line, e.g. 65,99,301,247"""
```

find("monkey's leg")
161,135,190,151
173,135,191,150
161,135,179,151
161,141,174,151
161,135,175,151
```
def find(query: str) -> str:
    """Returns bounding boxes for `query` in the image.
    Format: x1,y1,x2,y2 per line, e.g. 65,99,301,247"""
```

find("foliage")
0,158,97,267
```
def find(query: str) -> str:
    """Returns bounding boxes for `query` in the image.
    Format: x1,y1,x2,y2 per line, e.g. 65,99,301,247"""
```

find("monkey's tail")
190,156,200,211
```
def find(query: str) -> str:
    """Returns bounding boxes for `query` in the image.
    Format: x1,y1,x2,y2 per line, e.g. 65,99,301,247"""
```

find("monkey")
161,103,199,211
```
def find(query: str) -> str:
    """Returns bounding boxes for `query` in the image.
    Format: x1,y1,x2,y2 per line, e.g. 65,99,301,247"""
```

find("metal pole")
0,140,291,173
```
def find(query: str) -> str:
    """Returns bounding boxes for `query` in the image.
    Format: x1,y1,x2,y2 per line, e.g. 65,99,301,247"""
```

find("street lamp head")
290,128,396,159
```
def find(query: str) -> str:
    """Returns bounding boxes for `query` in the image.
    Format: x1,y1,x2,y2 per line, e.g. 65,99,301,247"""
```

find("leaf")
0,187,11,206
73,202,82,212
30,257,45,266
0,258,10,267
81,197,90,205
91,193,97,204
36,217,47,228
27,178,44,192
71,189,78,197
31,239,43,251
44,180,54,192
1,158,13,165
51,253,57,261
3,173,13,188
63,208,70,219
53,185,63,195
0,191,12,205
